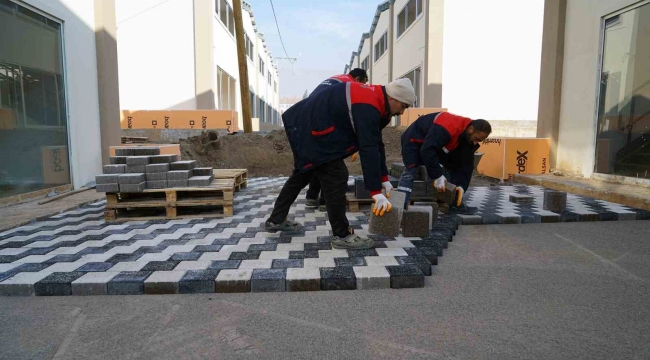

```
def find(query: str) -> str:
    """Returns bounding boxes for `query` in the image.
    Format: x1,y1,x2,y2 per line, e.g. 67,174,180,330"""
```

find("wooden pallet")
213,169,247,191
104,178,234,222
346,195,438,212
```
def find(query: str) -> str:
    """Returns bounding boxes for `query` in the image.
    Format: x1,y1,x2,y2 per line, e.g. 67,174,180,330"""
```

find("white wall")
21,0,103,188
393,0,426,79
372,11,390,85
441,0,544,121
116,0,196,110
556,0,642,176
360,37,370,77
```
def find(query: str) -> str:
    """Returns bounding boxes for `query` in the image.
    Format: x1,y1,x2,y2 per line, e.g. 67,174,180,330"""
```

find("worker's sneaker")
305,198,319,208
264,218,300,233
331,233,374,250
318,204,327,212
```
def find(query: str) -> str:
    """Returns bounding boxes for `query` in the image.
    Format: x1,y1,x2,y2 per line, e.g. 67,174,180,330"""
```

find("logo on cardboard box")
516,150,528,174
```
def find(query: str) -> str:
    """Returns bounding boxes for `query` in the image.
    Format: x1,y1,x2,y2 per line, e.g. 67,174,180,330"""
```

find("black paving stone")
304,243,332,251
271,259,303,269
141,261,180,272
179,270,220,294
228,251,261,260
334,257,365,267
251,269,286,292
106,253,144,264
396,256,432,276
34,272,86,296
170,252,202,261
75,262,114,272
386,265,424,289
248,244,277,252
208,260,242,270
107,271,152,295
347,249,378,257
289,250,320,259
320,267,356,291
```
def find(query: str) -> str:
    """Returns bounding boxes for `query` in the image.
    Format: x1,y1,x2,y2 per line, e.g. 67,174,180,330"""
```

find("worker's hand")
350,152,358,162
371,194,392,217
455,187,464,207
434,175,447,193
381,181,393,198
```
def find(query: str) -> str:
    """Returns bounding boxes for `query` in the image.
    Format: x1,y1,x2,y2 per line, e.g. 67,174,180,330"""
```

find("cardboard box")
120,110,239,133
42,146,70,185
477,138,550,180
120,110,172,130
0,108,14,130
400,108,448,127
109,144,181,158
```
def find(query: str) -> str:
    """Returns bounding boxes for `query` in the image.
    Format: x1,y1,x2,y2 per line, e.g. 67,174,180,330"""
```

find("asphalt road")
1,221,649,360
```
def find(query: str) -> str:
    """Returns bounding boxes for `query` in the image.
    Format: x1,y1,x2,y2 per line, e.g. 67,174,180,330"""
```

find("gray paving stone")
146,172,167,181
75,262,114,272
354,178,372,199
109,156,128,165
396,256,432,276
390,190,407,213
368,207,400,237
168,180,188,188
386,265,424,289
96,183,119,193
544,190,567,212
435,182,458,204
71,272,118,296
413,202,439,223
126,156,150,166
509,194,534,205
107,271,152,295
272,259,303,268
144,270,185,294
103,164,126,174
412,180,427,198
251,269,286,292
120,182,146,193
402,209,431,237
193,167,213,176
132,147,161,156
286,267,321,291
115,148,135,156
146,180,167,189
126,165,146,174
188,175,214,187
146,163,170,173
320,267,356,291
179,270,220,294
353,266,390,290
405,247,438,266
208,260,242,270
141,261,180,272
215,269,253,293
150,154,179,164
96,174,119,184
118,173,146,184
168,170,191,180
34,272,86,296
457,214,482,225
170,160,197,171
334,257,365,267
498,213,522,224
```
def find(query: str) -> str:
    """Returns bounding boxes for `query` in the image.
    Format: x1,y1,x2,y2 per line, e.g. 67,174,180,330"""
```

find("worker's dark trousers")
269,158,350,238
305,177,325,205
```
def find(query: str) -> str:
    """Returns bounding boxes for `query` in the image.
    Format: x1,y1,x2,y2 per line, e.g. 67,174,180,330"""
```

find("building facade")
115,0,281,131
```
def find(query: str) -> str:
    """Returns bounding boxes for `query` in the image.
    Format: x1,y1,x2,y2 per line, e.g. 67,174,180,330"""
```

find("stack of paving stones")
96,147,214,192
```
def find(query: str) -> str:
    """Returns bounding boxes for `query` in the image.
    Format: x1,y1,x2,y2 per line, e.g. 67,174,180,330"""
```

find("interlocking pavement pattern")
0,178,646,296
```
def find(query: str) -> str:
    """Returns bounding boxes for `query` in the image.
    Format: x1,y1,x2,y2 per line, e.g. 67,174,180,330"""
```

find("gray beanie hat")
386,78,416,106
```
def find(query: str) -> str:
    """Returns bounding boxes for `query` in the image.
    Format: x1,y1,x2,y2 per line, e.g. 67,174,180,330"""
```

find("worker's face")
388,97,410,116
354,76,368,84
466,126,490,145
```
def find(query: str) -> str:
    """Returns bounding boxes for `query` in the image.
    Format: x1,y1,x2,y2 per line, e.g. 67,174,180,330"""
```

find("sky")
246,0,381,99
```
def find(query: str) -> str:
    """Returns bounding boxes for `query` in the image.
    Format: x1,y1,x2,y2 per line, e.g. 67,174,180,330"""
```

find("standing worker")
305,68,369,209
395,112,492,209
265,79,416,250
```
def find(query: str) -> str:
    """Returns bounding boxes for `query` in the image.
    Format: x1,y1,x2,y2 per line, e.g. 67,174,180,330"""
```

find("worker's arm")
420,124,451,180
447,144,480,192
378,132,389,181
352,103,383,195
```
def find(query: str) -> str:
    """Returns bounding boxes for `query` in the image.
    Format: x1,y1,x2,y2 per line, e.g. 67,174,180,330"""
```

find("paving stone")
34,272,86,296
543,190,567,212
303,257,336,268
405,247,439,265
509,194,534,205
435,182,457,204
103,164,126,174
272,259,303,268
170,160,197,171
146,163,170,173
353,266,390,290
194,245,224,252
146,180,167,189
412,202,439,223
115,148,134,156
239,259,273,269
364,256,399,266
251,269,286,292
575,212,599,221
320,267,356,291
390,190,408,211
150,155,179,164
188,175,214,187
497,213,522,224
120,182,146,193
396,256,432,276
215,269,253,293
96,174,119,185
146,172,167,181
368,208,400,237
107,271,152,295
71,272,118,296
412,180,427,198
175,261,211,271
132,147,161,156
456,214,482,225
118,173,146,184
96,184,119,193
168,170,191,180
167,179,188,188
286,267,321,291
144,270,185,294
334,257,365,267
354,178,372,199
616,211,638,221
438,203,449,214
208,260,242,270
126,156,150,166
126,165,146,174
229,251,262,260
179,269,220,294
390,162,405,174
141,261,180,271
386,265,424,289
539,213,560,223
346,249,378,258
75,262,114,272
193,167,213,176
110,156,128,165
402,210,430,237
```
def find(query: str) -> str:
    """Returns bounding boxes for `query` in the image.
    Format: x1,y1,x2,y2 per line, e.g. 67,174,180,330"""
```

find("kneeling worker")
396,112,492,209
265,79,416,250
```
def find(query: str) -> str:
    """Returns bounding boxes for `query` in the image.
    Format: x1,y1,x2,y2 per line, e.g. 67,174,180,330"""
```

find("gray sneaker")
305,198,319,208
265,218,300,232
332,233,374,250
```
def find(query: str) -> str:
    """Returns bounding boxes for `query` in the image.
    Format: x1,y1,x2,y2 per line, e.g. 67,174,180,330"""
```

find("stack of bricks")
95,147,215,193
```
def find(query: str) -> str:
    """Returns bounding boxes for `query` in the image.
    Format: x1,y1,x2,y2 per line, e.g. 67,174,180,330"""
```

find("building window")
361,56,369,71
397,0,423,39
217,0,235,36
595,2,650,177
274,81,277,93
400,67,421,107
245,34,254,60
268,71,272,86
259,98,266,122
0,0,71,197
374,31,388,62
217,67,236,110
259,56,264,75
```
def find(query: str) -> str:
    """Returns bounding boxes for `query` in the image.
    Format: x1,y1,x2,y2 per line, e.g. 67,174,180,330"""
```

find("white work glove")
381,181,393,197
434,175,447,193
455,187,464,207
371,193,392,217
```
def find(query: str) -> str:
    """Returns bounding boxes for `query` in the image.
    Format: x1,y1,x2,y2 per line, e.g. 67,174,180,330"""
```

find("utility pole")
232,0,252,133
